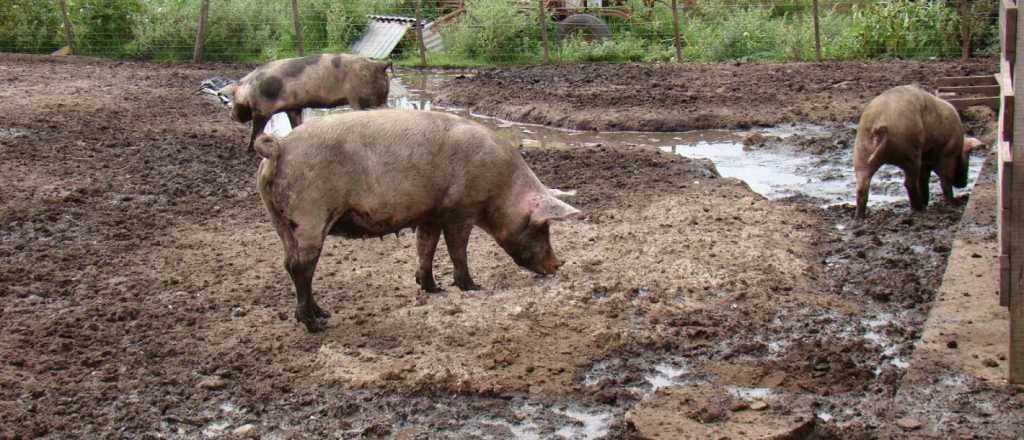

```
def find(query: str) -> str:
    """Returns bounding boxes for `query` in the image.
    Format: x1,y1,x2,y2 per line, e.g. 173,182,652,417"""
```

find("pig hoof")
295,310,329,333
415,271,443,293
455,280,482,291
312,304,331,319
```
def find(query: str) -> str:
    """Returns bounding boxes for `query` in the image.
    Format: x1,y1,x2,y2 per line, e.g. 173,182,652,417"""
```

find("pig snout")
532,257,563,276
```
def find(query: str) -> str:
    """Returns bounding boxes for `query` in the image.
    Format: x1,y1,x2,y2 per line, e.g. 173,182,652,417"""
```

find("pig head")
254,109,580,332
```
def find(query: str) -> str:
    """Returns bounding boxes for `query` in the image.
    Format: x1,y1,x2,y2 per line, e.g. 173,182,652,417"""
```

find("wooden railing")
998,0,1022,385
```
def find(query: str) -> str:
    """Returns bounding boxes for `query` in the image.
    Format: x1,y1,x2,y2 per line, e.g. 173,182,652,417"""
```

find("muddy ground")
1,53,1022,439
436,60,995,132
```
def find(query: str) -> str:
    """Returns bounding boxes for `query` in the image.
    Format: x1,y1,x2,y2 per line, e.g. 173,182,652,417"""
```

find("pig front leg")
249,114,270,151
443,222,482,291
415,223,443,293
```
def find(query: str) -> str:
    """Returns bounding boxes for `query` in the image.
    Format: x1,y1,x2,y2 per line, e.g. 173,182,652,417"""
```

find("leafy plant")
0,1,63,53
443,0,537,63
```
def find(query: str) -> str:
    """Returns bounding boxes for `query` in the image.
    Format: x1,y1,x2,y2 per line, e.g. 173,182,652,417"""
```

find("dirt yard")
1,54,1021,439
436,60,994,132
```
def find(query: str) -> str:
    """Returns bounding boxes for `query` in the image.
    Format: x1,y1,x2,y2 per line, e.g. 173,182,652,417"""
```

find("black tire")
555,14,611,43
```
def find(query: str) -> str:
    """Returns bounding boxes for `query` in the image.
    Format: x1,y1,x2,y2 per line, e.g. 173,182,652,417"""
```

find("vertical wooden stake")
192,0,209,63
415,0,427,66
539,0,550,64
812,0,822,61
959,0,971,60
291,0,305,56
58,0,77,53
1010,0,1024,385
670,0,683,63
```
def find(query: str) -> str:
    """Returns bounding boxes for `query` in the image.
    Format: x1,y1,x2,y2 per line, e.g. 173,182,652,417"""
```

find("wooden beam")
291,0,305,56
539,0,550,64
1009,0,1024,384
1007,0,1018,64
946,96,1001,110
812,0,822,61
192,0,210,63
58,0,76,54
415,0,427,66
671,0,683,63
936,75,999,87
938,85,1001,96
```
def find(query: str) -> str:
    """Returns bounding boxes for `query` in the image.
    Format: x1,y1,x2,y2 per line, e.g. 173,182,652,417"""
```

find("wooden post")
291,0,305,56
811,0,822,61
1011,0,1024,385
57,0,76,53
415,0,427,66
192,0,210,63
539,0,550,64
959,0,971,60
670,0,684,63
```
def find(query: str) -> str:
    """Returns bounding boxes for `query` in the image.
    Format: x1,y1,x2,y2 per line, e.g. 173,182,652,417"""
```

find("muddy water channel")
226,72,1003,438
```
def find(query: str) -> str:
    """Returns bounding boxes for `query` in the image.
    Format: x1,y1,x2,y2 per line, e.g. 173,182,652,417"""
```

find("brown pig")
853,85,984,219
219,53,390,150
254,109,581,332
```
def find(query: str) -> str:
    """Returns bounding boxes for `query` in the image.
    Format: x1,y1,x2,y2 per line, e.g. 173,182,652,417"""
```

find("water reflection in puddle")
665,141,985,207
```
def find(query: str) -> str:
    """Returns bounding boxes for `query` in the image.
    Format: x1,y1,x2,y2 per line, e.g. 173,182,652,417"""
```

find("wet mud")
436,60,995,132
1,53,1022,439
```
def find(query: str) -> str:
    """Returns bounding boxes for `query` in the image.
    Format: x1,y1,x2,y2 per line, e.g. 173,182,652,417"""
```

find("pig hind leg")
443,222,482,291
283,226,330,332
854,166,877,219
918,169,932,208
901,165,926,212
415,223,443,293
249,114,271,151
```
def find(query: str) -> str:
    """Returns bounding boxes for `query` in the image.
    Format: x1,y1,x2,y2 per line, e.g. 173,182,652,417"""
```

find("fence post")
192,0,209,63
415,0,427,66
57,0,77,53
1011,0,1024,385
811,0,822,61
670,0,683,63
539,0,550,64
291,0,305,56
959,0,971,60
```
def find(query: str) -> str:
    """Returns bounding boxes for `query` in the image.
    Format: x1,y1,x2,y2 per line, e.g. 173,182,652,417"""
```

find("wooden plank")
938,85,1001,95
936,75,999,87
1007,0,1019,64
1005,94,1016,143
1008,0,1024,384
947,96,1001,110
1001,140,1013,308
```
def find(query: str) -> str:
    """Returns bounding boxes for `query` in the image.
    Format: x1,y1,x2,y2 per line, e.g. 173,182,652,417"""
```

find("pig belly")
328,209,425,239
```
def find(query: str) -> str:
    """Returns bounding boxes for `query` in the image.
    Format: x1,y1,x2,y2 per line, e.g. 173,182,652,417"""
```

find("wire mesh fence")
0,0,1001,65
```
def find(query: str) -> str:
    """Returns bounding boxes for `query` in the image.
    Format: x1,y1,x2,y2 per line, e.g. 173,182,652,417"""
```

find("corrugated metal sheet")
423,23,444,53
350,16,414,59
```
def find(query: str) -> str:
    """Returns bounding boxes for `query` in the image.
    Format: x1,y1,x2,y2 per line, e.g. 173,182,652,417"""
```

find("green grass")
0,0,999,65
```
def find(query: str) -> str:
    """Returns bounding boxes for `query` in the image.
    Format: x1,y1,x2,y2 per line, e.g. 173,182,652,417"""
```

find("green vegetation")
0,0,999,65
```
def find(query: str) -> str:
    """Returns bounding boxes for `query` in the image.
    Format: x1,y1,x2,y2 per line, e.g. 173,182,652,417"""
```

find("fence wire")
0,0,1001,65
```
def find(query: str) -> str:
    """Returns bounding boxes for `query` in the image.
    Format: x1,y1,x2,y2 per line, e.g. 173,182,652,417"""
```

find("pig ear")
530,195,581,226
547,188,578,200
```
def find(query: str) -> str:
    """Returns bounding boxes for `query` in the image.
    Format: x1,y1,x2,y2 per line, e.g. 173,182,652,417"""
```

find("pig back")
857,86,963,164
271,110,520,223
